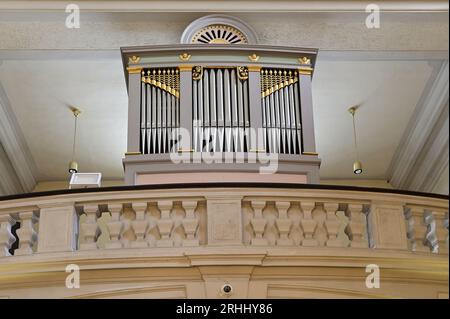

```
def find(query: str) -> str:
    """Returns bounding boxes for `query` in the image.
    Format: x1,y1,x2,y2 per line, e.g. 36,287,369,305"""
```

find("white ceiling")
0,59,128,180
313,60,434,179
0,10,448,185
0,57,436,181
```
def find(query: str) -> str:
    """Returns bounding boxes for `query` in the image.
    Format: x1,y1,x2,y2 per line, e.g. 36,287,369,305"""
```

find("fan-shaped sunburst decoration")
191,24,248,44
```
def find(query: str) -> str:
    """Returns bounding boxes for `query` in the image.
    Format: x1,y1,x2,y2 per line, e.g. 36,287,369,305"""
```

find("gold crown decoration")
179,53,191,61
128,55,141,64
248,53,260,62
298,56,311,65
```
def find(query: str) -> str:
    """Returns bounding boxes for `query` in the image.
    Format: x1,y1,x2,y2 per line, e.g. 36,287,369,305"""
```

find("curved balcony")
0,184,448,298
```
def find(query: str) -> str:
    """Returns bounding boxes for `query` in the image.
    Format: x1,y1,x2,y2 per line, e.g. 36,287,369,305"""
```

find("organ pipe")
139,66,301,156
140,67,180,154
260,68,301,154
192,67,250,153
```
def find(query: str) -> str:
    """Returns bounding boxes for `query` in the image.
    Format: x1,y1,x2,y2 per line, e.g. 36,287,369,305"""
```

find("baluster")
406,206,431,252
131,202,149,248
250,201,268,246
345,204,368,248
324,203,346,247
15,211,38,256
0,215,16,257
156,200,174,247
300,201,318,246
432,210,449,255
275,202,293,246
182,201,200,247
79,204,101,250
105,203,123,249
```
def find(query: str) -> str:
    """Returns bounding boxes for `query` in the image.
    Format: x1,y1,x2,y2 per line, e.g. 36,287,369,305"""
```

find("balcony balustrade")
0,185,447,256
0,184,448,298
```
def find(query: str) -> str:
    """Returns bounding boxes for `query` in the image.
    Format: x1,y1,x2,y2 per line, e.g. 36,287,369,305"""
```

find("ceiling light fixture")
348,106,363,175
69,107,81,174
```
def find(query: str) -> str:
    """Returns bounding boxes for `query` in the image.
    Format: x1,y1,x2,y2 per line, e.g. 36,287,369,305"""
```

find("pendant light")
348,106,363,175
69,107,81,174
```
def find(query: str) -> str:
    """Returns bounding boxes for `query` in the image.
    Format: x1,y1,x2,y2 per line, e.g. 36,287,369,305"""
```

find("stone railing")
0,184,448,257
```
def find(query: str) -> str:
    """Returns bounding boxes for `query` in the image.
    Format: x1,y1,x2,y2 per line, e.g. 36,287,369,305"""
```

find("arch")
180,14,258,44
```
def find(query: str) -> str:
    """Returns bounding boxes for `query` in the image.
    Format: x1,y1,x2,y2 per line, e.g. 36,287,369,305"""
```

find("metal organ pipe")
140,67,180,154
140,66,301,156
217,69,224,152
260,68,301,155
223,69,232,152
192,66,250,154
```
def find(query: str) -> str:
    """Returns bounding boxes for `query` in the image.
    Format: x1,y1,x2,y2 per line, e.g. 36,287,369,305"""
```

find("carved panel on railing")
77,199,206,250
0,215,16,257
244,200,353,248
345,204,368,248
405,206,434,252
15,212,38,256
431,210,449,255
0,211,39,257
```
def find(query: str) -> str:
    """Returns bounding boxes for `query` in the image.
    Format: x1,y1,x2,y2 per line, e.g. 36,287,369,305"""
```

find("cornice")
407,106,449,192
0,247,447,290
387,61,449,193
0,82,37,193
0,1,448,12
0,143,22,195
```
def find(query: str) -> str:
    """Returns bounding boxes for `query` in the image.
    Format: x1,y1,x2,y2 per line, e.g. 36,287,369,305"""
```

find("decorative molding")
180,15,258,45
247,65,261,72
316,50,449,62
191,66,203,80
178,65,193,72
237,66,249,81
248,54,259,62
124,152,141,156
0,50,446,63
302,152,319,156
0,143,22,195
387,61,449,193
298,56,311,65
298,67,314,76
0,1,447,12
407,106,449,192
178,53,191,61
128,55,140,64
126,66,142,74
190,24,248,44
0,83,37,193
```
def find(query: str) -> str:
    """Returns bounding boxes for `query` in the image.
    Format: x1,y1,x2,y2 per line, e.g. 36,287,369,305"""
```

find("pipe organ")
261,68,301,155
140,68,180,154
138,65,303,155
192,66,250,153
122,44,320,185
